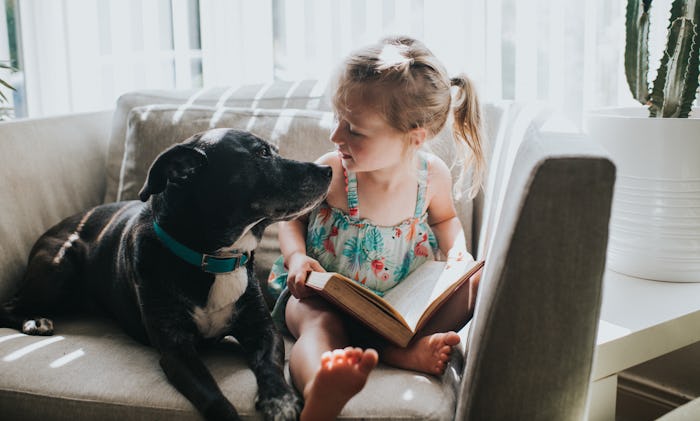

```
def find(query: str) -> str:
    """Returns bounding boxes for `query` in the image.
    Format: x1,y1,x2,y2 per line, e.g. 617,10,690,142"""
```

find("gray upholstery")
0,111,112,301
0,80,615,420
0,319,457,421
119,105,336,201
457,133,615,420
104,80,332,203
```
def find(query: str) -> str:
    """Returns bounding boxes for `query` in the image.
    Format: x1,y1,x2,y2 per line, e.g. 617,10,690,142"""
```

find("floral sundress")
268,152,439,305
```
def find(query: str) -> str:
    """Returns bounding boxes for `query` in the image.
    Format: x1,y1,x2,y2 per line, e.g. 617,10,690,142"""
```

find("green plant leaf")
648,0,700,117
650,18,697,117
679,0,700,117
626,0,652,104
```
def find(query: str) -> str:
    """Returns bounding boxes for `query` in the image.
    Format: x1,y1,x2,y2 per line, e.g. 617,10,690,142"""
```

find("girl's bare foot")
300,347,379,421
382,331,460,375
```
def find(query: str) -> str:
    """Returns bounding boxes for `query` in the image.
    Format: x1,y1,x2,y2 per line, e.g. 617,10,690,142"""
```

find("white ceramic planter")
585,107,700,282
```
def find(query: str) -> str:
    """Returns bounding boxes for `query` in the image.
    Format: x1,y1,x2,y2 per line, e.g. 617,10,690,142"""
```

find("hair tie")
377,44,414,72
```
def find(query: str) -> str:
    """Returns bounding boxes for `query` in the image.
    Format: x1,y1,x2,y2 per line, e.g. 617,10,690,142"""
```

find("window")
1,0,23,119
7,0,205,117
0,0,683,126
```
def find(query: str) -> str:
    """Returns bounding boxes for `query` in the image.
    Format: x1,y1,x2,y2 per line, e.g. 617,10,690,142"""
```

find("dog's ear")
138,144,207,202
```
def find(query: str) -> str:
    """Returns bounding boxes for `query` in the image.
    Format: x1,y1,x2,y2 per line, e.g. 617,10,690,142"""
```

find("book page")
381,261,447,331
427,257,476,304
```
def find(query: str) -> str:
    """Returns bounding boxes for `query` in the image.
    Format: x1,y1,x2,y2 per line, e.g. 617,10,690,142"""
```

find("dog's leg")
158,342,242,421
140,305,242,421
0,223,86,335
233,291,301,421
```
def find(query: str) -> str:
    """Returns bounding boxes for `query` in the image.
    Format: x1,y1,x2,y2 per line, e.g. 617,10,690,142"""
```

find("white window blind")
16,0,274,117
8,0,680,124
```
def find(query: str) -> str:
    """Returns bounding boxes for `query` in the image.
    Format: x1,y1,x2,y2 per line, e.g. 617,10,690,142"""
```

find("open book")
305,257,485,347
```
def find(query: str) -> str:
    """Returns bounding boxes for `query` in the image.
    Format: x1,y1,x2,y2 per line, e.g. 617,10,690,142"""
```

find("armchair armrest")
456,130,616,420
0,110,112,301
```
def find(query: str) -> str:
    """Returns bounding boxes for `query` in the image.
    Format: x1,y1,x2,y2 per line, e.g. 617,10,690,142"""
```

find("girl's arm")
426,156,470,259
427,156,483,315
279,151,340,298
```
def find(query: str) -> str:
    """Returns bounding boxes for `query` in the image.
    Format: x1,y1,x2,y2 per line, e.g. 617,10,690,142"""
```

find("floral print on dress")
268,152,439,299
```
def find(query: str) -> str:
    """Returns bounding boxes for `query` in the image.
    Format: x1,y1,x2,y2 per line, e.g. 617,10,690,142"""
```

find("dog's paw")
257,392,302,421
22,318,54,335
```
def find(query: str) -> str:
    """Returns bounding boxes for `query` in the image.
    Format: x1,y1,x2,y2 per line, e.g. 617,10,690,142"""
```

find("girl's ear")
408,127,427,148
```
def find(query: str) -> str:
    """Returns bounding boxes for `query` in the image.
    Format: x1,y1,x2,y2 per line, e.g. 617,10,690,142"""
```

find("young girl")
268,36,485,421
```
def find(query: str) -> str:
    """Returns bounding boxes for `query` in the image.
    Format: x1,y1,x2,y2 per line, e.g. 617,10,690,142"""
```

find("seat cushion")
0,319,460,420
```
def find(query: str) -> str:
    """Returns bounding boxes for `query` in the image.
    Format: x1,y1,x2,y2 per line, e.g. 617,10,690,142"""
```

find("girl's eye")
348,125,362,136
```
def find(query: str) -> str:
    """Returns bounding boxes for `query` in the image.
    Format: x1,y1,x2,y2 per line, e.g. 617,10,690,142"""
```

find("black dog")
0,128,332,420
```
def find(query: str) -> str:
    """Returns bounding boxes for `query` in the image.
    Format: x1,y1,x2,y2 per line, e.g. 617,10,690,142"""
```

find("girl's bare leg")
286,295,378,421
381,268,482,375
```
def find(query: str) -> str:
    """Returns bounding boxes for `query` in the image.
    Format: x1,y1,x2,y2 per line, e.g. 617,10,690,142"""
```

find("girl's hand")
286,252,325,299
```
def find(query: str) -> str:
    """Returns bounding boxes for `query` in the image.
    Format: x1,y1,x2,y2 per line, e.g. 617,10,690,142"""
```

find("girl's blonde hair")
332,36,485,199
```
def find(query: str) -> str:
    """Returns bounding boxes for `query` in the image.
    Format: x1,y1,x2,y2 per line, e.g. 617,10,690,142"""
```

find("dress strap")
344,167,361,220
345,155,428,221
414,153,429,218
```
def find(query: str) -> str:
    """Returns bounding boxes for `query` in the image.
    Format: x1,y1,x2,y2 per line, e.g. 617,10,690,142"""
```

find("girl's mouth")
337,150,352,160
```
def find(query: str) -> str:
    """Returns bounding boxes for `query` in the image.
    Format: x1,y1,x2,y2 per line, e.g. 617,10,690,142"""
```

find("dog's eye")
257,147,272,158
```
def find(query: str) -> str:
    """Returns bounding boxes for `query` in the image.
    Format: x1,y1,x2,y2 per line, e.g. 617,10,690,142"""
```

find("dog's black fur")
0,128,332,421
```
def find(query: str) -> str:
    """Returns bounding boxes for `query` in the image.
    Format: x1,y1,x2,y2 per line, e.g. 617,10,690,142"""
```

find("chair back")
456,131,615,420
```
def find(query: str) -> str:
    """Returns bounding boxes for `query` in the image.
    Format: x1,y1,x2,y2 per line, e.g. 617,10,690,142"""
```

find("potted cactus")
586,0,700,282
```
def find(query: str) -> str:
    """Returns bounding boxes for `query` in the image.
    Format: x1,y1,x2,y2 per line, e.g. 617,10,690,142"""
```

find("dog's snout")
319,165,332,179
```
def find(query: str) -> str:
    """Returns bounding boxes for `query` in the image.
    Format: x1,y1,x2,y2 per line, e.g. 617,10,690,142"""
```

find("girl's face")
330,95,409,173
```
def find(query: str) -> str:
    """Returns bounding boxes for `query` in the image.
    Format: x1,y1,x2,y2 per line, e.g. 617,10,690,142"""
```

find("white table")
587,270,700,420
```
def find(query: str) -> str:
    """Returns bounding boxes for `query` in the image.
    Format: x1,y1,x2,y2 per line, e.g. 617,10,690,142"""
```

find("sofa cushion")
104,80,333,203
117,105,336,201
0,321,460,420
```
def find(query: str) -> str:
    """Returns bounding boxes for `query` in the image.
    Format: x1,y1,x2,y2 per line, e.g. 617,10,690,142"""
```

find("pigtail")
450,74,486,199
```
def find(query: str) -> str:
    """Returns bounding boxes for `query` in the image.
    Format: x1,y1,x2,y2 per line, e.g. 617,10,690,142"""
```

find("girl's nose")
330,121,344,145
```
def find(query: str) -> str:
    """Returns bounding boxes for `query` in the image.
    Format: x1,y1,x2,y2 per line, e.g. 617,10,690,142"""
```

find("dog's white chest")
192,269,248,338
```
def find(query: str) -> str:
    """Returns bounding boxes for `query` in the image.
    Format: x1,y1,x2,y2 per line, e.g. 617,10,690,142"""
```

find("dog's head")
139,128,332,233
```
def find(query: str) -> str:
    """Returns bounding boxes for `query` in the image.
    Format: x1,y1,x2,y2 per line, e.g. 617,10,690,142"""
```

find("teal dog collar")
153,221,249,274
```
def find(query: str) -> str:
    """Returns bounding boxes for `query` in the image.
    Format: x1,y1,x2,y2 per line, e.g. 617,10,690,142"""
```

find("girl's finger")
309,260,325,273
